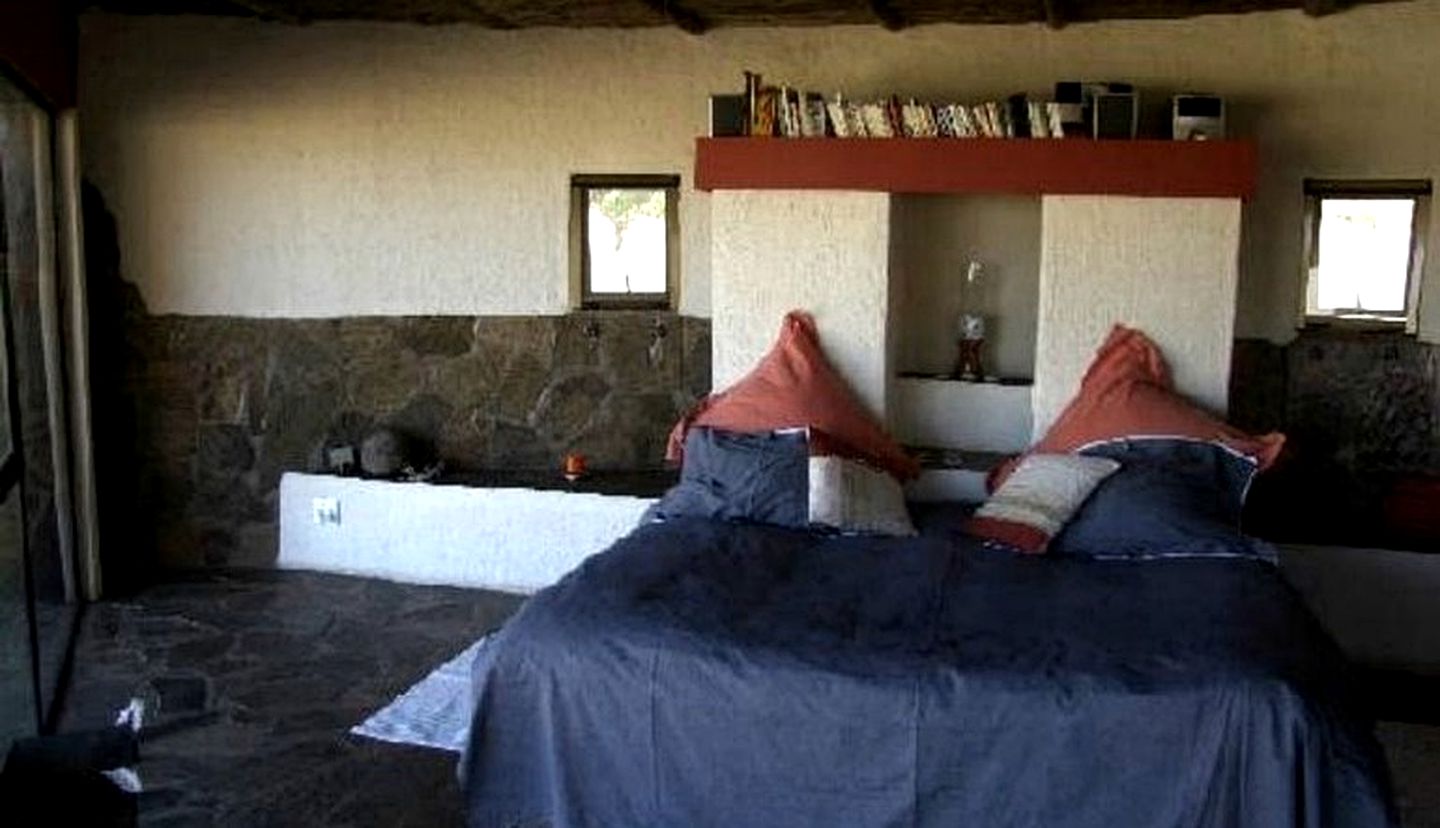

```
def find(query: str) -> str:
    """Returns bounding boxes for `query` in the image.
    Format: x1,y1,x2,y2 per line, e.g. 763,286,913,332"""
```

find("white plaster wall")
1033,196,1241,437
711,191,892,417
79,16,719,317
278,473,653,592
79,6,1440,342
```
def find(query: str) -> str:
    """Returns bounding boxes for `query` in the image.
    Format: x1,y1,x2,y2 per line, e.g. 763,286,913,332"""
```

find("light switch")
312,497,341,526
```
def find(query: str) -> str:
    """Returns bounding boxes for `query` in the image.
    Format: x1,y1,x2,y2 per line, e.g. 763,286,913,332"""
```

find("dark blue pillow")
647,428,809,529
1050,438,1272,561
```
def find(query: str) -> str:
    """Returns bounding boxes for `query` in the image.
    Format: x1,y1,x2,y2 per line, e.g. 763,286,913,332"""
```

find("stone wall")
1230,329,1439,549
97,282,709,573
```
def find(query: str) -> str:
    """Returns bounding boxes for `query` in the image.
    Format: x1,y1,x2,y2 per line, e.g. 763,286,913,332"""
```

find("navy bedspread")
462,510,1394,827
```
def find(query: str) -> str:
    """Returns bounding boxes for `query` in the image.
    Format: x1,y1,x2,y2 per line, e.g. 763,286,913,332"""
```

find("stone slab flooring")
60,570,524,827
59,570,1440,827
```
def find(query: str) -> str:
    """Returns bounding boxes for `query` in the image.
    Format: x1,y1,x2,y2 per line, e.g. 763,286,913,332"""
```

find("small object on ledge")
402,461,443,484
563,452,588,482
360,428,407,478
325,445,357,475
953,313,986,380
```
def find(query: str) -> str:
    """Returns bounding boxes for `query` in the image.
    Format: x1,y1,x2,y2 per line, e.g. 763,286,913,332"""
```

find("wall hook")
648,318,668,367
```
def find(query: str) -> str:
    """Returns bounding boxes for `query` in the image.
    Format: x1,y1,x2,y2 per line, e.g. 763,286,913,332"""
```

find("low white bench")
1279,544,1440,674
278,472,656,593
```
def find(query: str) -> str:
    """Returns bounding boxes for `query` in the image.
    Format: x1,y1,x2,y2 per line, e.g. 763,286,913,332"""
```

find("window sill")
1300,316,1414,335
580,300,674,312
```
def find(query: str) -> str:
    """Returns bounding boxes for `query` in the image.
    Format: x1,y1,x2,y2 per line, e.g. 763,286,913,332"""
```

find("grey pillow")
648,428,809,529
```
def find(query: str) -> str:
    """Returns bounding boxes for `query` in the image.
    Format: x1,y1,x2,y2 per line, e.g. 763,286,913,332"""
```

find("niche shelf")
891,376,1032,455
695,137,1257,199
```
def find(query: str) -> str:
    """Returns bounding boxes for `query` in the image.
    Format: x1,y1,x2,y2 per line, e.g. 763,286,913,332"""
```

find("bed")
460,506,1394,827
460,319,1395,826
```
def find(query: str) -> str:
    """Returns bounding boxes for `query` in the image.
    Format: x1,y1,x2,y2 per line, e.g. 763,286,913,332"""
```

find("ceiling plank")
87,0,1404,28
637,0,710,34
1044,0,1067,28
869,0,908,30
224,0,305,23
460,0,518,28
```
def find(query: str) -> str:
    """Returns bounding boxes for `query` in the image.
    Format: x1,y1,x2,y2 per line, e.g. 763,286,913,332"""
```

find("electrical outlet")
312,497,341,526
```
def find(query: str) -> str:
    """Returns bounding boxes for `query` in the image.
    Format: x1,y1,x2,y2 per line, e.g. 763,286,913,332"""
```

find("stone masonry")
102,289,710,571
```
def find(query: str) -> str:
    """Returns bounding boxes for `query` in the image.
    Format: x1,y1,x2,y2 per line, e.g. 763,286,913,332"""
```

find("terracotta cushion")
667,312,919,481
994,326,1284,488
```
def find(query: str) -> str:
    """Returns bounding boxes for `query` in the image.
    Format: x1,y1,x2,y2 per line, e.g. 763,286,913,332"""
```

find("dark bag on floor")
0,726,138,827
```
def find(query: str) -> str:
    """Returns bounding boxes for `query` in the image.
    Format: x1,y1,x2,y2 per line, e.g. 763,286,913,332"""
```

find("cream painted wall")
80,5,1440,341
711,191,891,417
1033,196,1242,437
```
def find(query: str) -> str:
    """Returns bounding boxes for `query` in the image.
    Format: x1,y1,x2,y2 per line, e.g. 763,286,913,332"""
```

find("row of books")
759,89,1071,140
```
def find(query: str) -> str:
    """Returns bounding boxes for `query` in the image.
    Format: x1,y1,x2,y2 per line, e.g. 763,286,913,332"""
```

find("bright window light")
1302,180,1429,329
586,188,668,296
572,174,677,310
1314,198,1414,314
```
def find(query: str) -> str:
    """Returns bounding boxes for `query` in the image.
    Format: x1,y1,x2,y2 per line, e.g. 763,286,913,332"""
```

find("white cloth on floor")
351,635,490,753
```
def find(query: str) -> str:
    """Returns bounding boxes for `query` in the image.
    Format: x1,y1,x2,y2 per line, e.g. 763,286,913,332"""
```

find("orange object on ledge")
563,453,587,481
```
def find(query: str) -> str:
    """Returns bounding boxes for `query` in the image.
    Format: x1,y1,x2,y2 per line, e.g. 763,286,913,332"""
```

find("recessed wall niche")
889,194,1041,382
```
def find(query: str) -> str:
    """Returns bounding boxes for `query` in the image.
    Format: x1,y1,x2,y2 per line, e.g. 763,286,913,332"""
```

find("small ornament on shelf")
953,259,989,381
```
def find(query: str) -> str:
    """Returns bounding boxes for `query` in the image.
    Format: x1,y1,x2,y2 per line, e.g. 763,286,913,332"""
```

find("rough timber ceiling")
86,0,1405,31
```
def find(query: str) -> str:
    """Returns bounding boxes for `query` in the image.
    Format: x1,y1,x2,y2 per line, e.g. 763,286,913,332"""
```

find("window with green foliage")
571,174,679,309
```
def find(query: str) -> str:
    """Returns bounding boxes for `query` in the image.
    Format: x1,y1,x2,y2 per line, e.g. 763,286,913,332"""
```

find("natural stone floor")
59,570,1440,827
60,570,524,827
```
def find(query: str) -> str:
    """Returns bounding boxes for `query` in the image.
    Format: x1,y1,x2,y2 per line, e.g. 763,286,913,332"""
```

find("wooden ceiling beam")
638,0,710,34
869,0,908,30
460,0,518,28
224,0,305,23
1043,0,1066,28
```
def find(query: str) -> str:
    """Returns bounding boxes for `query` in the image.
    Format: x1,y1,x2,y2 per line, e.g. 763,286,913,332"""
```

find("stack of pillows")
969,325,1283,557
656,313,1285,560
655,311,920,536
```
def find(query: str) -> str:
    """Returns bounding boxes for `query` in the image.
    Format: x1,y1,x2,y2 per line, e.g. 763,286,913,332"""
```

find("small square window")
1302,179,1429,332
571,174,679,310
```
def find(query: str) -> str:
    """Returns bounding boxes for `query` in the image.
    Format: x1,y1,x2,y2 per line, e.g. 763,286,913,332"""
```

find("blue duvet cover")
462,510,1394,828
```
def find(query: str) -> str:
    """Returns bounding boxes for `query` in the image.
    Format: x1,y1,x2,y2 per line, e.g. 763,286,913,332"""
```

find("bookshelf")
694,137,1256,199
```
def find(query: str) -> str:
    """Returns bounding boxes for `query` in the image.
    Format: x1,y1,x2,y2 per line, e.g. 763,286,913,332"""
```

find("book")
861,101,893,137
1007,94,1031,138
752,86,777,136
886,96,905,137
935,104,958,137
844,102,866,137
970,104,992,137
826,94,850,138
1028,101,1050,138
1045,102,1065,138
901,99,936,137
800,93,829,137
954,105,978,138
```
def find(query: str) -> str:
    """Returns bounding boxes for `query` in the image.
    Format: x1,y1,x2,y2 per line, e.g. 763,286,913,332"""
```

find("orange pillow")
667,312,920,481
993,326,1284,487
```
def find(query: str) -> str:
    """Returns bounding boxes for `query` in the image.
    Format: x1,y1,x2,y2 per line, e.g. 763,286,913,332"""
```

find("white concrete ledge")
891,377,1032,454
1279,544,1440,674
278,472,654,593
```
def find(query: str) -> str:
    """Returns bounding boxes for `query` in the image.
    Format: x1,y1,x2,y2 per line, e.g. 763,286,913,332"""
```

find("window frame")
1300,178,1430,334
571,173,680,311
